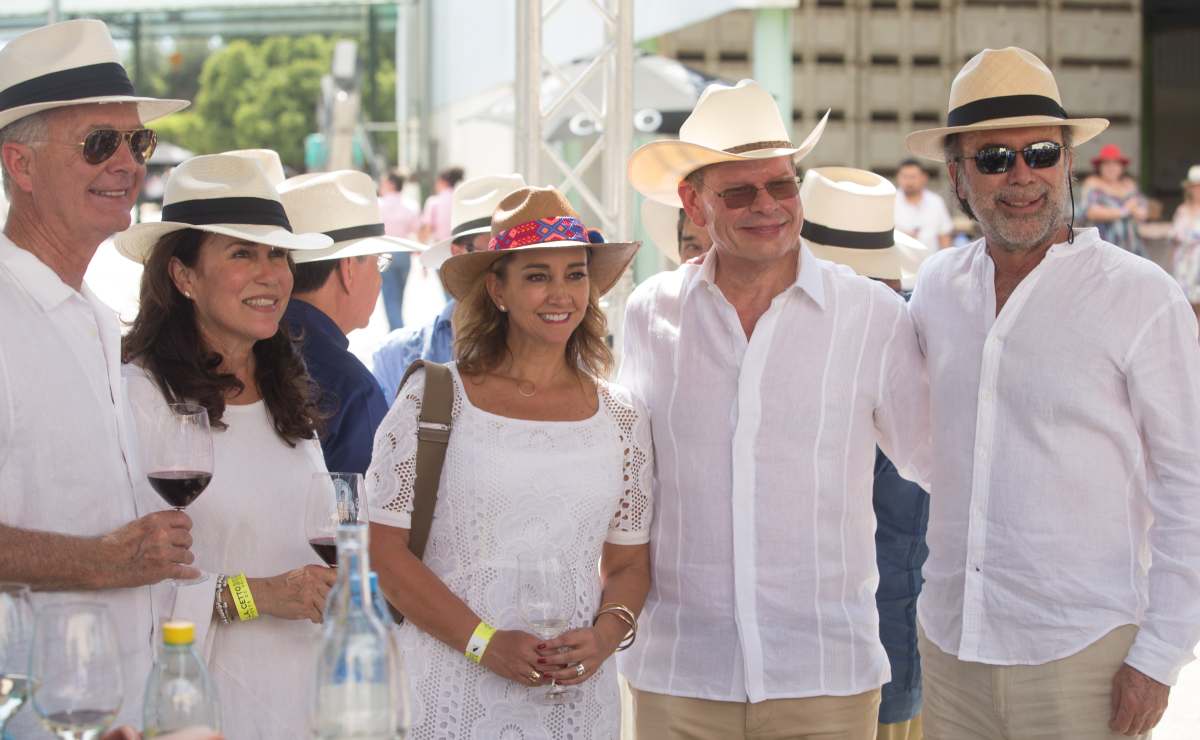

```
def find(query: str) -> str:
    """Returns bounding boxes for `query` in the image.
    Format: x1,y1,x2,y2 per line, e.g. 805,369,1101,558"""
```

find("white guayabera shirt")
909,228,1200,686
617,245,932,702
0,234,156,734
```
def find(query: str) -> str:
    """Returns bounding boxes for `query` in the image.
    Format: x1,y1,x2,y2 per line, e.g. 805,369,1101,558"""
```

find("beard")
966,178,1071,253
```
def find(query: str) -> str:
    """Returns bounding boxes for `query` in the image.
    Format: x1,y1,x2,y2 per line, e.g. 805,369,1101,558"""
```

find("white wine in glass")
517,551,581,704
31,603,123,740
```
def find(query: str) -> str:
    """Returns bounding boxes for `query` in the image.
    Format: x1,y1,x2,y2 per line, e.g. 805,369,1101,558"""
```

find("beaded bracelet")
214,574,232,625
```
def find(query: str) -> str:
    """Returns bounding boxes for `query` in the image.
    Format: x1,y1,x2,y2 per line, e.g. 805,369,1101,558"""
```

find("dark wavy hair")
121,228,322,446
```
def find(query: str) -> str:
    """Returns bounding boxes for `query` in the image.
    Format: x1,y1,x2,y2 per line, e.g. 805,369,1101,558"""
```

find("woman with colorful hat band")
1082,143,1149,257
366,186,650,738
1171,164,1200,320
118,151,340,739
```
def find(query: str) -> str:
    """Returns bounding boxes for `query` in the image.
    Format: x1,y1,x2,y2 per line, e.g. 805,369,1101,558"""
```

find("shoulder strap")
398,360,453,561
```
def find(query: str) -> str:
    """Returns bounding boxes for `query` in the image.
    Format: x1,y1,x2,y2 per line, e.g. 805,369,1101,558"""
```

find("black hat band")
947,94,1068,128
451,216,491,238
801,220,893,250
162,197,292,231
324,223,385,242
0,62,135,113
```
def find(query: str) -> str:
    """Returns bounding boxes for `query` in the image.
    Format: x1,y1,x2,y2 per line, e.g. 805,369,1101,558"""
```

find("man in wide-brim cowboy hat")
619,78,933,740
0,18,211,736
905,46,1200,739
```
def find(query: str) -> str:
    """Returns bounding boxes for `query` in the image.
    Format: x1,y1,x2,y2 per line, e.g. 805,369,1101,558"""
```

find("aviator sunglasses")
706,176,802,209
959,141,1063,175
77,128,158,165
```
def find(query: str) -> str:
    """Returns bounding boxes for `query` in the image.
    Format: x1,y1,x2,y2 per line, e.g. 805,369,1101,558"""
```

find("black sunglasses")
77,128,157,165
960,141,1063,175
706,176,801,209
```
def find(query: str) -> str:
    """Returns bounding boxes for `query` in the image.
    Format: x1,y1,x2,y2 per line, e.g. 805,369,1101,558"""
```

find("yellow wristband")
227,572,259,621
465,621,496,664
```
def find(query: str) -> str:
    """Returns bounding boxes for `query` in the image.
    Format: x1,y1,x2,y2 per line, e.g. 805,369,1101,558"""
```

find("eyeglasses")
376,253,393,272
77,128,157,165
705,176,801,209
959,141,1063,175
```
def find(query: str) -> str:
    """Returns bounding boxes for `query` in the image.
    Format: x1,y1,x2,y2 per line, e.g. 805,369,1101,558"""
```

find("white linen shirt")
0,234,156,734
909,228,1200,686
617,246,931,702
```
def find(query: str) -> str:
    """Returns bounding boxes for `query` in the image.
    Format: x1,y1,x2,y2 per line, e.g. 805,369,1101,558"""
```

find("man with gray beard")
905,47,1200,739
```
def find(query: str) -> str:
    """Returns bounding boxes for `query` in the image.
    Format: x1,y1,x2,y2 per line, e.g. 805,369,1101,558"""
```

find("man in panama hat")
906,46,1200,739
0,19,197,732
619,78,932,739
640,198,713,267
279,170,424,475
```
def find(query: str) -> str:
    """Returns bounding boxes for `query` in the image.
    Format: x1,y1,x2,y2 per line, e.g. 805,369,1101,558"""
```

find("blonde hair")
453,253,613,379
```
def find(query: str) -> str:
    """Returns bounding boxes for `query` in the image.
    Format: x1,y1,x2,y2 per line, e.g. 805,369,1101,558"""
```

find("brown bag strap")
397,360,453,561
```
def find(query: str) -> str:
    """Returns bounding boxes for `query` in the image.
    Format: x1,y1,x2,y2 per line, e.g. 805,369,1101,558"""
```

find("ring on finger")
528,670,541,683
575,663,585,677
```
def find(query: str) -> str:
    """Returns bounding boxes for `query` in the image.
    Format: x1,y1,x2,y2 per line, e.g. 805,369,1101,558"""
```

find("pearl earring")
498,303,507,312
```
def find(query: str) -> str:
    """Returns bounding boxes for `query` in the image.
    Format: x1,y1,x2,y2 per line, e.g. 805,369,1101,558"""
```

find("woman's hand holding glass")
534,618,625,687
477,630,553,687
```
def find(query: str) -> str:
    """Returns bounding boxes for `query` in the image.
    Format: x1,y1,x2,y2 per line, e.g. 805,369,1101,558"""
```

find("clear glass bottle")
143,621,220,737
313,524,400,739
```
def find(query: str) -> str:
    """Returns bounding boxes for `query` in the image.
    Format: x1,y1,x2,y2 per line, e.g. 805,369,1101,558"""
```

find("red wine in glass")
308,538,338,566
147,470,212,509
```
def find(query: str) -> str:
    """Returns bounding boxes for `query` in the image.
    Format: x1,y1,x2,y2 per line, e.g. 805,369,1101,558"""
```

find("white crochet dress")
366,364,653,740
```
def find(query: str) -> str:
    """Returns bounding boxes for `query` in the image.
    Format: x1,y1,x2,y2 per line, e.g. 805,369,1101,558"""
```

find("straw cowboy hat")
628,79,830,207
439,186,639,300
115,153,332,263
800,167,930,288
0,19,188,130
641,199,685,264
422,174,528,271
225,149,287,186
280,170,425,264
906,47,1108,162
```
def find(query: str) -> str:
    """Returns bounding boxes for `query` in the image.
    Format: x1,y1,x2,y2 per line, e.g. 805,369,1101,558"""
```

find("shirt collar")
0,233,79,312
285,298,348,349
692,243,826,311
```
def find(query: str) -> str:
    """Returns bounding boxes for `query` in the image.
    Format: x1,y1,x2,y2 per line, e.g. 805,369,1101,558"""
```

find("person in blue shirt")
279,170,423,474
371,174,526,400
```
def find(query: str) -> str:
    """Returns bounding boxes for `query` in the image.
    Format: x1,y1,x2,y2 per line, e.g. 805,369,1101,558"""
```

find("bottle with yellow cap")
143,621,221,737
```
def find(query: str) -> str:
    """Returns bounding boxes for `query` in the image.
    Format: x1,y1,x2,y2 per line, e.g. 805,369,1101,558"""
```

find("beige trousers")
877,713,923,740
919,624,1147,740
631,686,881,740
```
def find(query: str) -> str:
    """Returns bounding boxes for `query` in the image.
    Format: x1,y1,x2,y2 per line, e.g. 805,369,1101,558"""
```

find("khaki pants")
631,686,880,740
877,713,923,740
919,624,1147,740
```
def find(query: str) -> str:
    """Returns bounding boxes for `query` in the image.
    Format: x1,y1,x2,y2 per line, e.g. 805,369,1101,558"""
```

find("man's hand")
98,510,198,588
1110,663,1170,736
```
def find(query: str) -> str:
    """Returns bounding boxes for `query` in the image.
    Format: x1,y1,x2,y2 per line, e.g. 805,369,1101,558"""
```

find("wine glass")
140,402,213,586
305,472,367,567
517,551,581,704
0,583,34,734
30,603,123,740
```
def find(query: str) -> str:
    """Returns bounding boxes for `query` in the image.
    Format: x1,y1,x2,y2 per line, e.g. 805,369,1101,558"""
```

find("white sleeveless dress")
366,364,652,740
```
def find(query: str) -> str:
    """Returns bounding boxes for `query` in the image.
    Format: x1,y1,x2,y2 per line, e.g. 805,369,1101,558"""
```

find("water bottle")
313,524,400,739
143,621,220,737
367,573,393,628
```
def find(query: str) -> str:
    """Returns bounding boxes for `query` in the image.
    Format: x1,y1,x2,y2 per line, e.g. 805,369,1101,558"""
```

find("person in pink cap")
1082,143,1149,256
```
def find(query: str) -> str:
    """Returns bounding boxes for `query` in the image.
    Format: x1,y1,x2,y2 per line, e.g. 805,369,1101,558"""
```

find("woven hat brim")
905,115,1109,162
424,222,491,264
803,230,929,281
115,221,332,264
292,235,426,264
629,110,830,207
440,241,640,301
0,96,189,132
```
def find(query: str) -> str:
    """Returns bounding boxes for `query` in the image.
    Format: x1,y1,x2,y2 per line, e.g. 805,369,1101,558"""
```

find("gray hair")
0,112,48,198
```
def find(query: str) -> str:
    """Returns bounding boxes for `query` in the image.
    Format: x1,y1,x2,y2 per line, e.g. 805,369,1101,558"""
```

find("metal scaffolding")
514,0,635,361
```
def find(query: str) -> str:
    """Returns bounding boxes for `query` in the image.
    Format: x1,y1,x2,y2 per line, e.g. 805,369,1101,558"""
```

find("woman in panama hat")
367,186,651,738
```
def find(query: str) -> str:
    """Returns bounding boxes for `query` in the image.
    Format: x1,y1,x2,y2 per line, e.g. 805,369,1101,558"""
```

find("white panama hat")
905,47,1108,162
640,199,685,264
280,170,425,264
0,19,188,130
115,152,332,263
628,79,829,207
422,174,528,271
799,167,930,287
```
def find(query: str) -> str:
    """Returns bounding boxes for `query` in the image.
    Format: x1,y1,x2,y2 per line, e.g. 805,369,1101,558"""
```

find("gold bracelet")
593,604,637,650
227,572,259,621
